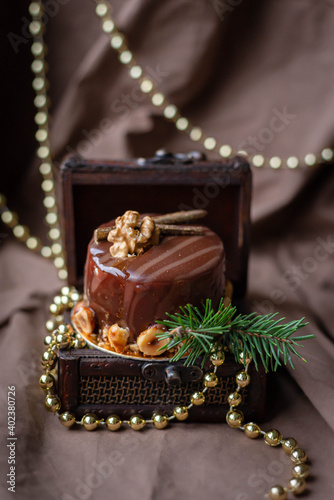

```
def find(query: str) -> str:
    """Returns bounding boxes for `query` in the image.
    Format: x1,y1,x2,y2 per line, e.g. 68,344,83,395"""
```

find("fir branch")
156,299,315,371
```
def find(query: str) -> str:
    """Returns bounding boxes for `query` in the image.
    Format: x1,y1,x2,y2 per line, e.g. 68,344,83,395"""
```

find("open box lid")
59,153,252,298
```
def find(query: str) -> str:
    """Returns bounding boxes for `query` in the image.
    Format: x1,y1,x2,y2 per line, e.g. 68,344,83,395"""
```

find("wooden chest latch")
142,362,203,385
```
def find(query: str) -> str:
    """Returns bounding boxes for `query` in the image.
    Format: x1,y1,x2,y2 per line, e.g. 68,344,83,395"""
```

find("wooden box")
57,151,266,422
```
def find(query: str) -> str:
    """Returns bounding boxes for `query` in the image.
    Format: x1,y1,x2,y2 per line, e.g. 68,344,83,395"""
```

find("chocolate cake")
72,211,226,357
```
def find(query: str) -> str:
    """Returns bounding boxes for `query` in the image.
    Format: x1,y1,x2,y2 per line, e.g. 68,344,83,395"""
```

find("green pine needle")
156,298,315,371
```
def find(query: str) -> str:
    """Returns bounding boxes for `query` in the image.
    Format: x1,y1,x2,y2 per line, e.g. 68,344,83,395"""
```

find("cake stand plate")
74,326,173,362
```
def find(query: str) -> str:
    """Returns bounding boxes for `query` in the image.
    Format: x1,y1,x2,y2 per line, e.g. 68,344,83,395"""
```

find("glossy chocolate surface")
84,221,225,340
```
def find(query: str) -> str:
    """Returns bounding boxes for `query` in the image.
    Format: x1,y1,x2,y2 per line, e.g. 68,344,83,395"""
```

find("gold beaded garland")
0,1,67,281
38,287,311,499
106,415,122,431
1,0,332,291
89,0,334,171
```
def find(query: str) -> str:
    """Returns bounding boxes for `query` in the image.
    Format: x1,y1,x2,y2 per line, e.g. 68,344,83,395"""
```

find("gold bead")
49,303,63,315
292,463,309,480
226,410,244,428
191,392,205,406
51,242,62,255
128,414,146,430
204,137,217,151
1,210,17,227
55,333,71,349
41,350,57,369
204,372,218,388
39,373,55,390
244,422,261,439
268,485,287,500
41,246,52,258
290,448,308,464
44,334,54,346
81,413,99,431
59,412,76,427
176,117,189,130
282,437,298,455
173,406,189,421
264,429,282,447
49,227,60,239
252,154,265,167
45,320,55,332
29,20,43,36
153,413,169,429
304,153,317,166
227,392,242,407
102,19,115,33
26,236,40,251
269,156,282,169
236,371,250,387
106,415,122,431
58,269,68,281
288,477,306,495
210,350,225,366
95,2,109,17
163,104,177,119
321,147,334,161
61,286,71,296
72,337,86,349
239,351,252,365
58,323,73,335
190,127,202,141
59,295,71,308
287,156,299,169
53,295,62,305
219,145,232,158
13,224,29,240
69,290,81,303
45,395,61,413
119,50,133,64
110,34,124,50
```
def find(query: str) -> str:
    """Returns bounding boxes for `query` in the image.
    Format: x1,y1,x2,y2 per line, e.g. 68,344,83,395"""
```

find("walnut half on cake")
74,210,226,357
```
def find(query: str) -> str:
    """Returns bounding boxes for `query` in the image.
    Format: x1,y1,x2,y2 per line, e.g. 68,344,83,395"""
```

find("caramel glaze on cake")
83,220,225,347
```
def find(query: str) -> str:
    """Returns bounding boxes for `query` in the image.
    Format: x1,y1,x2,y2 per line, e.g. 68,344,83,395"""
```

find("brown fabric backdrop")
1,1,334,499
